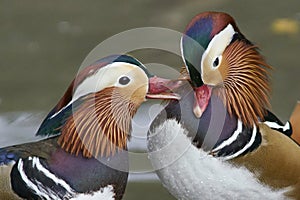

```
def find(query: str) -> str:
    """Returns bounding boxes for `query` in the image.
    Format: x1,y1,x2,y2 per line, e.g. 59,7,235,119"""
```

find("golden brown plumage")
231,124,300,199
58,87,137,158
218,40,272,127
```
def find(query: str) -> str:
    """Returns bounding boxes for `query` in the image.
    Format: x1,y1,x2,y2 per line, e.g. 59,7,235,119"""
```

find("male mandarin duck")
148,12,300,199
0,54,179,200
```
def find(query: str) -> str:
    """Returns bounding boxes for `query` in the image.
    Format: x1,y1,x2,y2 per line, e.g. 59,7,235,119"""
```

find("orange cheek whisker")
58,87,136,158
221,40,271,127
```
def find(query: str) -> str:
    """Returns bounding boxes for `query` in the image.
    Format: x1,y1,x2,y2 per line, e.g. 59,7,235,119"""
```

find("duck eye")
213,57,220,68
118,76,131,85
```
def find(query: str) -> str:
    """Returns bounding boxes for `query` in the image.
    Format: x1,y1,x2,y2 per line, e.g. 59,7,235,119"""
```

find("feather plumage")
218,40,272,126
58,87,136,158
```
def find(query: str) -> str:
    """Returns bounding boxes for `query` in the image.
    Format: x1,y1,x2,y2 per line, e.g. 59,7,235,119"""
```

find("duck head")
181,12,271,127
36,54,180,158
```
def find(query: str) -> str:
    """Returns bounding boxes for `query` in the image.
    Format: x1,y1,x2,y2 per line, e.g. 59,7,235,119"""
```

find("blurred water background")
1,0,300,199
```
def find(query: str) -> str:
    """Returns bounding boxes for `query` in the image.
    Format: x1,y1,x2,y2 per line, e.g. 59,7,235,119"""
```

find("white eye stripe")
201,24,235,73
49,62,148,119
73,62,139,100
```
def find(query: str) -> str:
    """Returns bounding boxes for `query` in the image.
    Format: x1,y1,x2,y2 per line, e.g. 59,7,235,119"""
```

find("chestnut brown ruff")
58,87,137,158
219,40,272,127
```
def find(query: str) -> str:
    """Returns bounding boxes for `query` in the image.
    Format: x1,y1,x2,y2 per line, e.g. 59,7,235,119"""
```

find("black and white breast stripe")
263,110,292,137
11,157,115,200
210,120,261,160
264,121,292,137
209,114,292,160
11,157,75,199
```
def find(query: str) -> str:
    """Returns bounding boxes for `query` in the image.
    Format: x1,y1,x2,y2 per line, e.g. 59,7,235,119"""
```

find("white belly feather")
71,185,115,200
147,119,287,200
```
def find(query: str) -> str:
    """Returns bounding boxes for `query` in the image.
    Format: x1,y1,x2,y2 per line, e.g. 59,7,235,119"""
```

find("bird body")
1,54,179,199
148,83,297,199
148,12,300,199
1,137,124,199
149,120,289,200
231,123,300,198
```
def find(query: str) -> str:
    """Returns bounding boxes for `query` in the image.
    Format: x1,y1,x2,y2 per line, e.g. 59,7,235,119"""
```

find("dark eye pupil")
119,76,130,85
213,57,219,67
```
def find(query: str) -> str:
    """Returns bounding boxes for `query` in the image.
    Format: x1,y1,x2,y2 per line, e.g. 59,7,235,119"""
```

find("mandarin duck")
148,12,300,199
0,54,179,200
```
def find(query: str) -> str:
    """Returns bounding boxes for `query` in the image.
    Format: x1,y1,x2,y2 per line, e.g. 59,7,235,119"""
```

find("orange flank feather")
219,40,272,127
58,87,137,158
290,101,300,144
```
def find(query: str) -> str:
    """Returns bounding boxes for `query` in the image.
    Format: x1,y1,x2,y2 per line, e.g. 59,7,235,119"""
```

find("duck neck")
210,119,261,160
155,83,262,160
